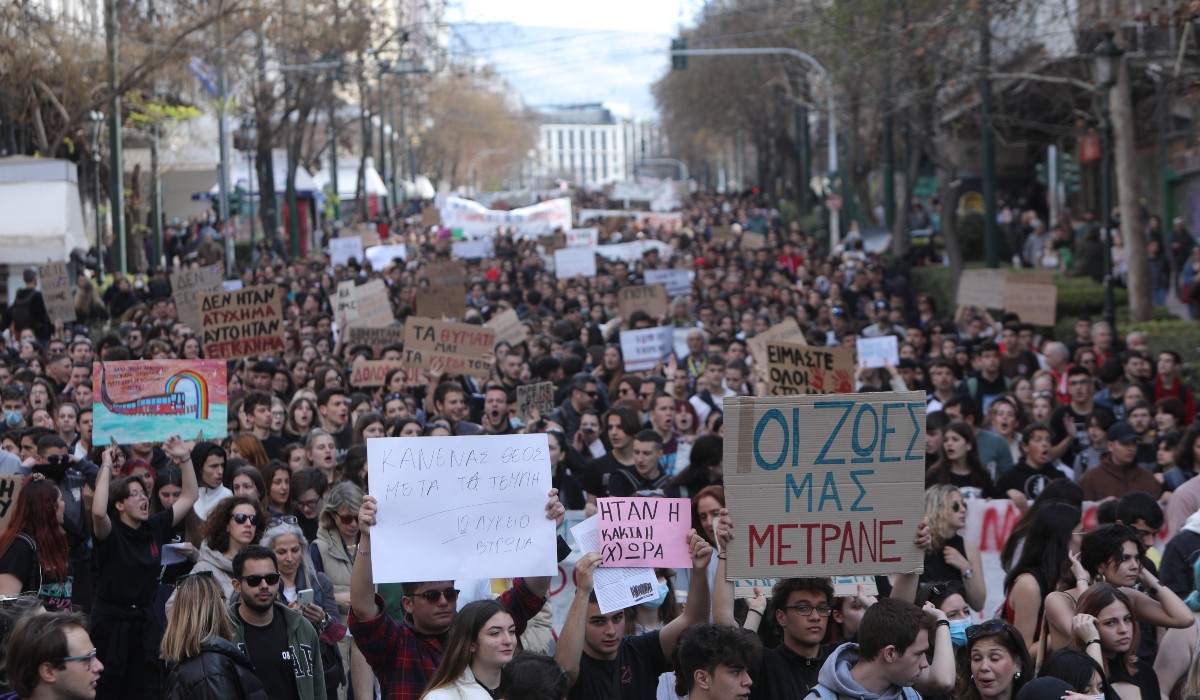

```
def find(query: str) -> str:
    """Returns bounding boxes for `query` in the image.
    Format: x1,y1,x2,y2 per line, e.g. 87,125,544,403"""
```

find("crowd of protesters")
0,188,1196,700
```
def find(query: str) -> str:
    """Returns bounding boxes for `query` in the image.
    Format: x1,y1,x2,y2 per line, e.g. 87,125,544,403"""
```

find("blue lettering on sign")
851,404,879,463
819,472,842,511
879,403,903,462
815,401,853,465
905,402,925,460
754,409,789,470
850,470,874,511
785,472,812,513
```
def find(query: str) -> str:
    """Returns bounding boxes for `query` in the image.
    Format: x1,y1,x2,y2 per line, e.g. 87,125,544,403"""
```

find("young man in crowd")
677,624,762,700
810,599,936,700
6,612,102,700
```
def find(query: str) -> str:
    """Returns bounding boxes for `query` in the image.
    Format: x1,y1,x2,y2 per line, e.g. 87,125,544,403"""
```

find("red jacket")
1155,374,1196,425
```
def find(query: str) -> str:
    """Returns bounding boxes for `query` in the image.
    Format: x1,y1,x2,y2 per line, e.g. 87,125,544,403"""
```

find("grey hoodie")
813,643,917,700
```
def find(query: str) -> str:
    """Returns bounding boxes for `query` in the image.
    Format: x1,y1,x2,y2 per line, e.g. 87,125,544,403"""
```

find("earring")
1014,671,1022,680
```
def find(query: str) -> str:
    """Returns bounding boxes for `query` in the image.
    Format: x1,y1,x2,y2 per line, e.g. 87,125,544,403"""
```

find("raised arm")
350,495,380,621
555,552,601,686
524,488,567,599
164,435,200,525
91,443,121,540
914,603,955,695
658,529,713,659
1126,568,1195,629
711,509,737,626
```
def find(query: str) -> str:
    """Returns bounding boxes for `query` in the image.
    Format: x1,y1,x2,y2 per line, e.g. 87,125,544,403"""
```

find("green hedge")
1127,319,1200,388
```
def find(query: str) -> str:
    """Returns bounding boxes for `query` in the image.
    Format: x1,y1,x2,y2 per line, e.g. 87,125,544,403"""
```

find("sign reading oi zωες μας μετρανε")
723,392,926,579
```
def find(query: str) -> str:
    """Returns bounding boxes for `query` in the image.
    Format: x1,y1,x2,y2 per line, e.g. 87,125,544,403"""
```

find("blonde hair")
924,484,962,553
160,573,232,662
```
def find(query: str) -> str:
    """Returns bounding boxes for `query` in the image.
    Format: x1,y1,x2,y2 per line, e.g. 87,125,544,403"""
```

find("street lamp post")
1094,30,1123,331
240,118,258,247
87,111,106,279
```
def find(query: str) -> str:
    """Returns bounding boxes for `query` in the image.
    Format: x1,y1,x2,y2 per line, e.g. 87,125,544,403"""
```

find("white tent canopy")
312,158,388,198
0,157,89,265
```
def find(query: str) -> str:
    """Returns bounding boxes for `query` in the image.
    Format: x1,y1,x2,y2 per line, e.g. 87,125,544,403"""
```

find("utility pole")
795,103,809,216
980,0,999,268
104,0,126,275
150,118,162,271
216,18,234,276
882,53,895,232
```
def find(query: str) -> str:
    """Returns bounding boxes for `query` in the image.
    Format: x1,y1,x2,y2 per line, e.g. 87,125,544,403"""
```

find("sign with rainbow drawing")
93,360,227,444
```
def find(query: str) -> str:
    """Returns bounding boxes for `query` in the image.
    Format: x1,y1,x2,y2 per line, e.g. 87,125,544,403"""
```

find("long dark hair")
925,422,992,491
1075,584,1139,676
421,600,513,697
0,478,67,581
1004,501,1082,596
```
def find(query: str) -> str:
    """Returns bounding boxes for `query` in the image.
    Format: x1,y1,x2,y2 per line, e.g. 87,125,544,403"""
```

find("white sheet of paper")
570,515,658,614
364,244,408,269
330,236,364,268
620,326,674,372
644,268,693,297
856,335,899,369
365,434,558,583
554,248,597,279
161,543,190,566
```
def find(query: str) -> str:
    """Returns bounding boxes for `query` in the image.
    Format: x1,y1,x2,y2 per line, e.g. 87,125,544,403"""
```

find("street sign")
826,194,844,211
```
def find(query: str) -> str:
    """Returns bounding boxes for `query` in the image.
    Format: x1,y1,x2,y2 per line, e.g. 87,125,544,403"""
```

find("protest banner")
617,285,669,321
765,342,854,395
38,261,74,323
171,264,222,333
711,225,735,243
856,336,900,369
0,477,24,534
199,285,285,359
349,359,423,388
93,360,228,443
516,382,554,424
598,497,692,568
1004,272,1057,326
403,316,495,378
347,280,392,328
742,231,767,250
747,318,807,369
643,269,692,297
439,196,572,239
424,260,465,290
364,244,408,269
365,434,557,582
620,326,673,372
334,280,358,328
956,269,1008,310
554,248,596,279
486,309,529,347
329,236,364,268
415,287,464,321
345,326,404,356
566,228,599,248
452,238,494,260
722,392,927,578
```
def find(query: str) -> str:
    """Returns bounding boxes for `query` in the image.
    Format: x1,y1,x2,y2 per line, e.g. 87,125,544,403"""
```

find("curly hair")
202,496,267,554
924,484,963,553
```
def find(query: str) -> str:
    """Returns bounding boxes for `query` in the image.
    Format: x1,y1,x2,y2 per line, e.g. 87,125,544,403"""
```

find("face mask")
642,582,670,610
4,411,22,427
948,618,971,648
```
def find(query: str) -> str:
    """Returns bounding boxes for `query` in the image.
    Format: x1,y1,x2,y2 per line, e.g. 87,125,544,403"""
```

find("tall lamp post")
86,111,106,279
240,118,258,247
1093,30,1123,331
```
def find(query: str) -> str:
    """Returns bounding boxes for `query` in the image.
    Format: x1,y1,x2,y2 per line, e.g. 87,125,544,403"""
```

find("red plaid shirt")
349,578,546,700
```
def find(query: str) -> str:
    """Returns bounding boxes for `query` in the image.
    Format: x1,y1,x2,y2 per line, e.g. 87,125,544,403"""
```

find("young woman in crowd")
227,464,266,502
1001,500,1086,648
0,476,71,609
954,620,1030,700
261,460,292,516
1072,584,1161,700
921,485,986,611
420,599,518,700
175,495,266,605
925,422,1000,498
915,581,973,649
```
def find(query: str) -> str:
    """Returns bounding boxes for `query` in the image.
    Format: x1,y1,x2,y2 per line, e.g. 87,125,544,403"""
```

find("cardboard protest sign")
617,285,669,321
566,228,599,248
711,225,735,243
349,359,423,388
539,230,567,252
93,360,227,443
1004,272,1057,326
345,326,404,356
171,265,222,333
365,434,557,582
199,285,284,359
856,336,899,369
0,477,24,534
403,316,495,378
956,269,1007,310
424,260,465,290
334,281,359,328
620,326,674,372
486,309,529,347
554,248,596,279
415,287,465,321
643,269,692,297
722,392,927,578
517,382,554,424
421,206,441,229
329,236,364,268
747,318,807,369
598,497,692,568
38,262,74,323
348,280,392,328
742,231,767,250
765,342,854,395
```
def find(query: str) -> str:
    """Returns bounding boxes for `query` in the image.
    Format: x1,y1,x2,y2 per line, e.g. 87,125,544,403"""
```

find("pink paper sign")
597,497,693,568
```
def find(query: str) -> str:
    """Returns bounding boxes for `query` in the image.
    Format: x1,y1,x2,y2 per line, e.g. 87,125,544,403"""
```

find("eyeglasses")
782,602,833,617
337,513,358,526
951,501,967,513
268,515,299,528
60,649,99,670
294,497,321,509
231,513,259,525
413,588,459,603
239,573,281,587
966,619,1011,641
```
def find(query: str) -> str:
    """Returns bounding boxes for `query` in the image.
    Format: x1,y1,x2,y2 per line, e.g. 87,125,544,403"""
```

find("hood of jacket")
816,643,911,700
1184,509,1200,536
197,541,235,575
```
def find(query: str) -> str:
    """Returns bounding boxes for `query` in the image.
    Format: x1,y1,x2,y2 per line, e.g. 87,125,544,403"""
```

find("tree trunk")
1111,60,1151,322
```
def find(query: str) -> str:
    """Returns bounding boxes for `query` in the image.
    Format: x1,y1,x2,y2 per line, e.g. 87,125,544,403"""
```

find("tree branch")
988,71,1095,92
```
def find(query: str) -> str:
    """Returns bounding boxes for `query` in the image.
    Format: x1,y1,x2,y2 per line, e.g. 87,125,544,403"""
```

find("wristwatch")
962,569,974,580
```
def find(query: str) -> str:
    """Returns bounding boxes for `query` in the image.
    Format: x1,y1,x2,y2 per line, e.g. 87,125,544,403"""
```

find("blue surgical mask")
642,582,670,610
948,618,971,648
4,411,21,427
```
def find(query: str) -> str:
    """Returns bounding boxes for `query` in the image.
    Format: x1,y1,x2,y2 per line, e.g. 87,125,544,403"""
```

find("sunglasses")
951,501,968,513
413,588,459,603
929,580,964,598
966,619,1010,641
239,573,281,587
337,513,358,526
45,455,73,465
268,515,299,528
231,513,259,525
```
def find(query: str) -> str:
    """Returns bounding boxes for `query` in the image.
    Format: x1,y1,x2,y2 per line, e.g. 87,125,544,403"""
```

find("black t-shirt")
606,468,678,498
333,426,352,462
569,630,669,700
586,453,628,498
239,610,299,700
0,534,73,610
261,434,290,462
1050,404,1113,465
95,508,175,606
926,471,1001,500
750,640,833,700
995,461,1067,501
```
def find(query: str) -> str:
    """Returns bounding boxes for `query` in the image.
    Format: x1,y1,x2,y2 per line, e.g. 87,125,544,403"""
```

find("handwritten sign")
452,238,494,260
345,326,404,356
723,392,926,578
415,287,464,321
618,285,669,321
643,269,692,297
348,280,392,328
956,269,1007,310
620,326,674,372
0,477,24,534
403,316,495,378
38,262,74,323
517,382,554,424
93,360,228,443
570,515,658,614
566,228,599,248
424,261,465,290
1004,272,1057,326
554,248,596,279
486,309,529,347
856,336,899,369
199,285,285,359
598,497,692,568
171,265,222,334
765,342,854,395
329,236,364,268
365,434,557,582
334,281,359,328
748,319,807,369
349,359,422,388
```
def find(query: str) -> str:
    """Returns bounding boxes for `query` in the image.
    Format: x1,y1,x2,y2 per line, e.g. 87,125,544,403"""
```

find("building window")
569,131,574,150
601,132,607,150
558,130,563,150
590,131,596,151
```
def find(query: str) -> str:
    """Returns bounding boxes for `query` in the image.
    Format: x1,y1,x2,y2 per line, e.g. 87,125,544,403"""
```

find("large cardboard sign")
723,392,927,578
516,382,554,424
348,280,392,328
403,316,495,378
93,360,228,443
349,359,423,388
748,319,807,369
334,280,359,328
765,342,854,395
38,262,74,323
416,288,465,321
345,326,404,356
424,260,465,290
171,265,223,334
1004,272,1057,326
742,231,767,250
199,285,285,359
956,269,1008,310
643,269,692,297
486,309,529,347
554,248,597,279
618,285,669,321
598,497,692,568
620,326,674,372
365,434,557,582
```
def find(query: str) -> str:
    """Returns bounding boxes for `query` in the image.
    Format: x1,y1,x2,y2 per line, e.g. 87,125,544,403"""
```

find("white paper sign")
595,240,671,264
452,238,495,259
554,248,597,280
566,228,599,248
365,434,558,582
644,268,692,297
365,244,409,269
570,515,658,614
620,326,674,372
221,279,243,291
856,335,900,369
330,236,364,268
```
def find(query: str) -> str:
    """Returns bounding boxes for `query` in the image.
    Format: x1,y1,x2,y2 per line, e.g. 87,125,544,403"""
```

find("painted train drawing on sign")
93,360,227,443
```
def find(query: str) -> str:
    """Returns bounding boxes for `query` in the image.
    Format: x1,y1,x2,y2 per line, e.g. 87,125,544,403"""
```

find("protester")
5,612,101,700
419,600,516,700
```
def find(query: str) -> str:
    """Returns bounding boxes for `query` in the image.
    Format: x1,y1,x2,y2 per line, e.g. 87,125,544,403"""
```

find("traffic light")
1035,162,1048,187
1060,153,1081,194
671,38,687,70
229,186,244,216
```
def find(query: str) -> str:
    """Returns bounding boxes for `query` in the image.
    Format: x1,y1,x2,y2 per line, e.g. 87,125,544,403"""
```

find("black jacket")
162,637,269,700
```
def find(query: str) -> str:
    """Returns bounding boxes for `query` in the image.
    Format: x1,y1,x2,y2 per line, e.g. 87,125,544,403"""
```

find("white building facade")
530,103,669,187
